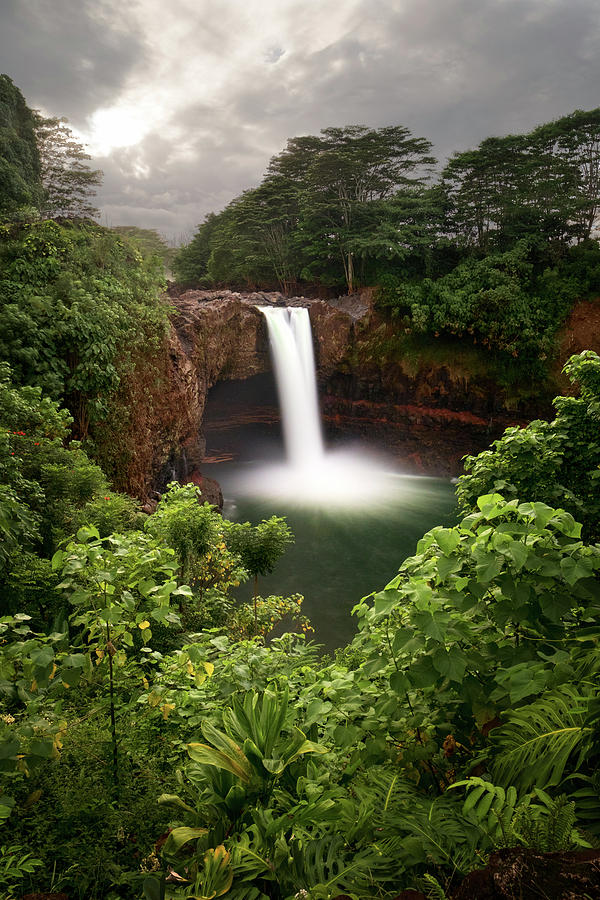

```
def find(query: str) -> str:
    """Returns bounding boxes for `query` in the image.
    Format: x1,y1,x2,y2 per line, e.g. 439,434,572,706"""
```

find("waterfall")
261,307,324,467
227,304,397,507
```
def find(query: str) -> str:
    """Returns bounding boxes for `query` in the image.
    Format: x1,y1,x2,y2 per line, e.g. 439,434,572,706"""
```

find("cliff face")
119,290,600,496
136,290,353,495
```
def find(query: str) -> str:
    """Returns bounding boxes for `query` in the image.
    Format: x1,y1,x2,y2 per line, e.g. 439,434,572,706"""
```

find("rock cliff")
116,289,600,497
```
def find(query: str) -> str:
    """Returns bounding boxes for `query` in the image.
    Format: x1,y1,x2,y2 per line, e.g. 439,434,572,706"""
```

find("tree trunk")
253,574,258,634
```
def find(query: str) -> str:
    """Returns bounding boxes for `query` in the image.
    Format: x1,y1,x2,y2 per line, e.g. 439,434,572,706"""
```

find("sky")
2,0,600,242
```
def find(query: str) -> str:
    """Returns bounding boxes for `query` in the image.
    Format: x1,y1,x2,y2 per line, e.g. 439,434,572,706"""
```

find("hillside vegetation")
176,110,600,375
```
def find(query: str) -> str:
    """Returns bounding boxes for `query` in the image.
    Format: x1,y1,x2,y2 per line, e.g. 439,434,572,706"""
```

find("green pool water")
201,425,457,649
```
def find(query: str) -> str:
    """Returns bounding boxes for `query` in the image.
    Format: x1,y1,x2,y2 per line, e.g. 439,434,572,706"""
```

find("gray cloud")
0,0,147,125
2,0,600,239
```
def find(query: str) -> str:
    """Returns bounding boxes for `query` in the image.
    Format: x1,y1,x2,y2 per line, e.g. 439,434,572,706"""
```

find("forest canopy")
175,108,600,295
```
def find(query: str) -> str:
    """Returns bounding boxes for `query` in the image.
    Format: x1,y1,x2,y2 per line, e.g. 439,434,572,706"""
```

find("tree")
205,178,302,292
293,125,436,292
34,115,102,219
173,212,234,286
53,526,188,793
145,482,220,581
176,123,436,293
534,108,600,242
224,516,293,629
112,226,176,275
441,109,600,256
0,220,168,439
0,74,41,219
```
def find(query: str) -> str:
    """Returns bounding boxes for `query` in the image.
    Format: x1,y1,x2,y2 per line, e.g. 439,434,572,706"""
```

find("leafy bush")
458,350,600,540
377,241,600,367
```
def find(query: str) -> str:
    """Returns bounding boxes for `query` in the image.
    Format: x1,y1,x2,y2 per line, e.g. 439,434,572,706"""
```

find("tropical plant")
224,517,293,629
0,843,43,900
52,526,190,789
458,350,600,540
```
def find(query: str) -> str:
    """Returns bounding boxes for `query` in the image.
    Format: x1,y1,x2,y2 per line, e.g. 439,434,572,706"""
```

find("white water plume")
260,307,324,465
225,305,412,509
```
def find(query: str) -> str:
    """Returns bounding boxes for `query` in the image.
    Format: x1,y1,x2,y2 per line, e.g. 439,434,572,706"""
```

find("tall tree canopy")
35,115,103,219
176,124,435,292
175,106,600,295
441,109,600,253
0,75,41,219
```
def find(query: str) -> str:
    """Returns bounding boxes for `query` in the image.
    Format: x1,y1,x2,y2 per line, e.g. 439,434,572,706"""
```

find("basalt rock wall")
131,289,600,495
146,290,353,494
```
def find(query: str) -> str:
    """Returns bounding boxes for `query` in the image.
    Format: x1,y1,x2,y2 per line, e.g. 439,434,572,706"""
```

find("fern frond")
546,796,577,851
490,685,593,791
339,765,423,843
421,873,448,900
448,776,518,847
565,772,600,837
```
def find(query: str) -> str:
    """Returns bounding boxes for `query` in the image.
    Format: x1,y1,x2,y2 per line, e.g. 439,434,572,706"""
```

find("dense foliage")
0,357,598,899
458,349,600,540
1,73,600,900
0,75,41,220
0,220,169,438
112,227,177,275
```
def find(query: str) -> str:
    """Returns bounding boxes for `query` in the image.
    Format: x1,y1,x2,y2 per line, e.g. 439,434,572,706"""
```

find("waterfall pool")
228,473,454,649
198,306,458,650
202,432,457,650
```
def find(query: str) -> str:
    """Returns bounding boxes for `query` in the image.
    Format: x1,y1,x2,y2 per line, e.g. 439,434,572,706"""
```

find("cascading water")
261,307,323,466
202,303,455,643
217,303,405,508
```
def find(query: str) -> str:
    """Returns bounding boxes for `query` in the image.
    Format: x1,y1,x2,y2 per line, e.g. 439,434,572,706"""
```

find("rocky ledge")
125,289,600,499
147,290,352,496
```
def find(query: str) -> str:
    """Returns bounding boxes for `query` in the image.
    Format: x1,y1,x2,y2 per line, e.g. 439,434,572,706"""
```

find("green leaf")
475,551,503,583
30,738,55,758
162,826,208,856
560,556,592,586
432,647,468,683
505,541,529,571
437,554,462,580
0,740,20,760
304,698,333,727
390,670,410,695
157,794,197,814
76,525,100,542
432,527,461,555
409,655,438,689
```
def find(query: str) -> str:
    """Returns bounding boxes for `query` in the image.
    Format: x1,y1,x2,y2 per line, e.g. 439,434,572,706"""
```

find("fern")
565,772,600,838
511,792,585,851
342,766,481,875
421,873,449,900
490,684,593,791
448,777,518,847
338,766,424,845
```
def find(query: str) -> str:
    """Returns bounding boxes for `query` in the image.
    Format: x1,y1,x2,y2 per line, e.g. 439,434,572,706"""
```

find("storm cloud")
2,0,600,239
